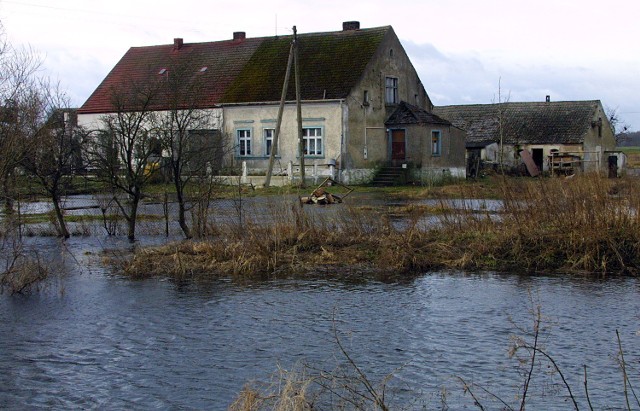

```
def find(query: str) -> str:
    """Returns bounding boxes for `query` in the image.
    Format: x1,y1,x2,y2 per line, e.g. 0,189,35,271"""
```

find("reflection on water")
0,192,507,239
0,237,638,409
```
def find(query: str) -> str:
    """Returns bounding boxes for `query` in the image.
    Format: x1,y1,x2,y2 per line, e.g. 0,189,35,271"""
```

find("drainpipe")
364,105,368,160
340,99,347,180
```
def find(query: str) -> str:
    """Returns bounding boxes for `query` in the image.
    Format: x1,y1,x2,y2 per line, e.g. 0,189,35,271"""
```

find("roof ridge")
128,25,392,50
436,100,600,109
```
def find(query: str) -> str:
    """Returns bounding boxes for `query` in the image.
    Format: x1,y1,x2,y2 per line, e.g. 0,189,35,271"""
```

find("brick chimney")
342,21,360,31
233,32,246,41
173,38,183,50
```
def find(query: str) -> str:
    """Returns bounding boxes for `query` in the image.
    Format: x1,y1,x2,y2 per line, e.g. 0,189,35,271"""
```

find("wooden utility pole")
264,41,294,187
293,26,305,187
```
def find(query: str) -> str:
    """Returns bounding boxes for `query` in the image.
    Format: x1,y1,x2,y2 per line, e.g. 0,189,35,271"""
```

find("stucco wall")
76,109,224,172
222,102,343,175
77,109,223,131
481,143,591,173
420,125,466,169
340,168,376,185
412,167,466,185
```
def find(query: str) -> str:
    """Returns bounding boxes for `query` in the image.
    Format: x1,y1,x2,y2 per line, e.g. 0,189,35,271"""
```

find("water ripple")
1,258,639,409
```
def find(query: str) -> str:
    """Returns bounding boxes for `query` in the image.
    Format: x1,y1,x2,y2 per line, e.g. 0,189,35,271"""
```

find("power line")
1,0,292,38
1,0,195,25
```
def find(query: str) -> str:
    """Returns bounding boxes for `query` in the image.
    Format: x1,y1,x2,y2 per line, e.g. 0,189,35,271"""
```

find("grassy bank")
120,175,640,280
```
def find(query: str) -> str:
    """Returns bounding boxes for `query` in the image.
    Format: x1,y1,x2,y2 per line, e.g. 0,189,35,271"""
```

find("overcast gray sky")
1,0,639,130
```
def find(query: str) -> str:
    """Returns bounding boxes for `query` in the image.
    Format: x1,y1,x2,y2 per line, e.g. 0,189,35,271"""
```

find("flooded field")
0,236,638,409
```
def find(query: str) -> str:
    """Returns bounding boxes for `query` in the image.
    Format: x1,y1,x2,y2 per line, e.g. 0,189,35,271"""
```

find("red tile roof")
79,26,391,114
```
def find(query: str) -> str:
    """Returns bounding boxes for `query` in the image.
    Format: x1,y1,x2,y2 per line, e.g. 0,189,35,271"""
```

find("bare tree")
20,80,80,238
494,78,511,175
86,82,159,241
605,105,630,146
0,23,42,216
152,58,224,238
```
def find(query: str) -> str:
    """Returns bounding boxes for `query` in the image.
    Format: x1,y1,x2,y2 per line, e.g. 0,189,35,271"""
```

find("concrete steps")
370,166,406,186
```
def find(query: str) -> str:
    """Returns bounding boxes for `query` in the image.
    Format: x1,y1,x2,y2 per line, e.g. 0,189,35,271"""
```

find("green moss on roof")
80,26,391,113
221,27,389,103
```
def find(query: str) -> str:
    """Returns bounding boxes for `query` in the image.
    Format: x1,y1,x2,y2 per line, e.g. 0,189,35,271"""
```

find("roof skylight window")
199,66,208,73
158,68,167,75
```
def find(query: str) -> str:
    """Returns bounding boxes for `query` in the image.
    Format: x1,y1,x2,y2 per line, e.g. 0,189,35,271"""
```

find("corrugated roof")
79,26,391,114
433,101,601,145
385,101,451,126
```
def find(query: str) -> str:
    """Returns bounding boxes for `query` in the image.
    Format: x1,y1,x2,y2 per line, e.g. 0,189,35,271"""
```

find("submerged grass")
120,174,640,280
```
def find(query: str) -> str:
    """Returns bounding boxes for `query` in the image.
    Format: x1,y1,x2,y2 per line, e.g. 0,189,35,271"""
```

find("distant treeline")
618,131,640,146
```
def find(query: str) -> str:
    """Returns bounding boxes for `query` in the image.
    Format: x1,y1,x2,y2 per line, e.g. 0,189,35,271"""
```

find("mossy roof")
79,26,390,114
385,101,451,126
434,101,602,146
221,27,389,102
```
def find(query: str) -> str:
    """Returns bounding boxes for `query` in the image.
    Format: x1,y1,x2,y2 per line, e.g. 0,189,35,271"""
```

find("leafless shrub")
0,242,49,294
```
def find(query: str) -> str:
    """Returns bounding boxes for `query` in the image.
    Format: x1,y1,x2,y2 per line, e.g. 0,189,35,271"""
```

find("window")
237,129,251,156
385,77,398,104
303,127,323,156
598,117,603,137
264,128,276,156
431,130,441,156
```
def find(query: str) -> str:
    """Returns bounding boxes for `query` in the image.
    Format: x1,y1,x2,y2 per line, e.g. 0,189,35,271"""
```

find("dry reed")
121,175,640,280
0,254,50,294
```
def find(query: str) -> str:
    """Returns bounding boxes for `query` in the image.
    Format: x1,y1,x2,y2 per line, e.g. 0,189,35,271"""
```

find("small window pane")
302,127,322,156
238,129,251,156
431,131,441,156
385,77,398,104
264,128,275,156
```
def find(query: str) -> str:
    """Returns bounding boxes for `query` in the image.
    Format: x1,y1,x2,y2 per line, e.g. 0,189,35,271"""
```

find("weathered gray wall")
582,103,616,172
344,28,432,170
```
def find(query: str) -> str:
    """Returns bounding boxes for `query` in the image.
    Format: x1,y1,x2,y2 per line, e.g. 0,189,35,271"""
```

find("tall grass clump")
121,174,640,280
229,365,316,411
121,197,406,280
434,174,640,274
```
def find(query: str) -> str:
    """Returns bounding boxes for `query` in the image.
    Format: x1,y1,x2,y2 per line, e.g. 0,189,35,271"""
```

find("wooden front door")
391,129,406,161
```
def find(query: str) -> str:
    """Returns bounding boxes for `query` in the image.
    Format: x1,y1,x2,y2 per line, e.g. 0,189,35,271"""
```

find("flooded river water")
0,237,638,409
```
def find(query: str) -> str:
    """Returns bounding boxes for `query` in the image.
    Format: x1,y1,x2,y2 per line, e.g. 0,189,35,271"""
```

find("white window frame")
263,128,276,157
385,77,398,104
303,127,323,157
431,130,442,156
237,128,252,156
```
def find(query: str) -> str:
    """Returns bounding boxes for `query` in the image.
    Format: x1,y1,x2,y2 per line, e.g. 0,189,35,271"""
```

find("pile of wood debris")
299,178,353,205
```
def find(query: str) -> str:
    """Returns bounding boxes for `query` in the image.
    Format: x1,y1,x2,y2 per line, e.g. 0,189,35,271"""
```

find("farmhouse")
434,99,617,176
78,22,465,185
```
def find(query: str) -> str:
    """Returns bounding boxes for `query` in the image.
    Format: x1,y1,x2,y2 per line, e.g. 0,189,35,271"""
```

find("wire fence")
0,192,287,239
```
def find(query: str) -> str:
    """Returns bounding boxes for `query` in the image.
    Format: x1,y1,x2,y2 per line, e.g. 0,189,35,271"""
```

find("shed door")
608,155,618,178
391,129,406,160
532,148,544,172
